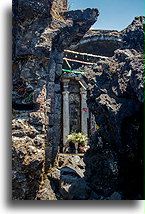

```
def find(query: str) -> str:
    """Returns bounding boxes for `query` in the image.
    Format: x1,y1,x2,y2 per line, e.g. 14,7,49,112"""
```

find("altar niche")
61,74,89,152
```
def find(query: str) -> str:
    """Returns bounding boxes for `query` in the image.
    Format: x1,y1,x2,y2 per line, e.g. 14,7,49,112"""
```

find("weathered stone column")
80,88,88,135
45,49,64,169
62,79,70,147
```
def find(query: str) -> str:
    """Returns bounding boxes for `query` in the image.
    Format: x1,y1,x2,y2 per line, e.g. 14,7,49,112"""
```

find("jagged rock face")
36,153,122,200
52,8,99,51
12,0,143,200
13,0,99,56
12,118,45,199
12,0,99,200
85,48,143,151
13,0,66,56
36,154,102,200
122,16,144,52
62,17,143,199
83,48,143,199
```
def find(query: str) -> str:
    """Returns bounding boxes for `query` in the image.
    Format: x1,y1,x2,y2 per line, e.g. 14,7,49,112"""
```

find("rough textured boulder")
83,47,143,199
85,48,143,151
35,154,89,200
121,16,144,52
12,119,45,199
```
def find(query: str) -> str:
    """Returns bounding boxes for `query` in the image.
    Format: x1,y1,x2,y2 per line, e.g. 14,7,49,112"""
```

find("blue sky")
68,0,144,31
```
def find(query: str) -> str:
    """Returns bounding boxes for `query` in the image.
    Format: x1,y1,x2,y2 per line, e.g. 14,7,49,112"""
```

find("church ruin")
12,0,125,159
12,0,144,200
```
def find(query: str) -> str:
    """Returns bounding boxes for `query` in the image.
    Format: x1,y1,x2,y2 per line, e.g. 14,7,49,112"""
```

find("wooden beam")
64,58,72,69
63,57,95,65
64,49,108,59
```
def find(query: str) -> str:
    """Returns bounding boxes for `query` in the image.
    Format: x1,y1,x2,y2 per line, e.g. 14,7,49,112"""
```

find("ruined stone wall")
12,0,99,199
69,30,122,56
60,16,144,199
12,0,143,199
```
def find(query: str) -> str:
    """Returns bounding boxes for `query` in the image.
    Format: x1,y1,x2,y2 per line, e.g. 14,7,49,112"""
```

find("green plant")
25,93,33,103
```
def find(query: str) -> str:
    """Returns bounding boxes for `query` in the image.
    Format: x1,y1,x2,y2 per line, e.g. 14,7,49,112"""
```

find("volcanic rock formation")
12,0,99,200
12,0,144,200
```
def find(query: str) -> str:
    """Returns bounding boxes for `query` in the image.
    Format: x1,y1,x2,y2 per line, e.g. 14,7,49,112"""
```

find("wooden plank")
64,58,72,69
64,49,108,59
63,57,95,65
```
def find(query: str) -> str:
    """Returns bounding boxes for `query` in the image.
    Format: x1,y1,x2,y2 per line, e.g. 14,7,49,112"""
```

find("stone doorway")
61,73,89,152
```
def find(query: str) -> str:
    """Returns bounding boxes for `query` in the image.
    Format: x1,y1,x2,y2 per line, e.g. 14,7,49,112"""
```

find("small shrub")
66,131,90,153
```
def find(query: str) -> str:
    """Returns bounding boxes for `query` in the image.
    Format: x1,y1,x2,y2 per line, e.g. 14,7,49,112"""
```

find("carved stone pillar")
80,88,88,135
62,79,70,147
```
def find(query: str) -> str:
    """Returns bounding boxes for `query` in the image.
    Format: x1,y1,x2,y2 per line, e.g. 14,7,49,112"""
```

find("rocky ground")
35,153,124,200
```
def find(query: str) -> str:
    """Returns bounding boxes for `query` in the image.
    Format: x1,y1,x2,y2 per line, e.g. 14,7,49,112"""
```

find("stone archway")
69,30,123,57
61,73,89,150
